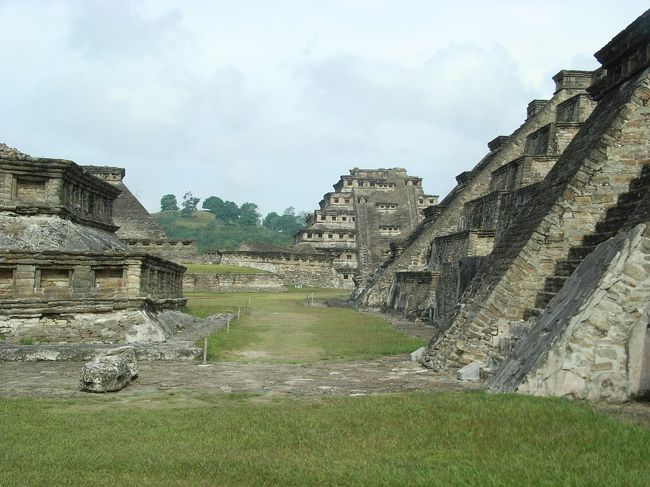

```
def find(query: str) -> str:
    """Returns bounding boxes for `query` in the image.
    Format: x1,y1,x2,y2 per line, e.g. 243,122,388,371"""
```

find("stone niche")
0,154,120,231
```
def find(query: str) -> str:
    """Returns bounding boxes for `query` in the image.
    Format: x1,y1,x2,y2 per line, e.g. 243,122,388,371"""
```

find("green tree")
263,211,281,230
220,201,240,224
202,196,224,216
160,194,178,212
239,202,261,226
180,191,200,218
272,207,307,234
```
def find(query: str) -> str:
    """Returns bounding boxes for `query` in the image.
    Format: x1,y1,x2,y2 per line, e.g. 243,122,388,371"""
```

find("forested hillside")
153,192,307,251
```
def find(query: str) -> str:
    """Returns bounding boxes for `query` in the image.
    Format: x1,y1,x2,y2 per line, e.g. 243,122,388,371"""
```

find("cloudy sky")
0,1,646,215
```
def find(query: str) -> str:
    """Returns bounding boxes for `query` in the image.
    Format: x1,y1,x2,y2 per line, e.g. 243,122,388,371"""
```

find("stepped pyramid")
354,9,650,401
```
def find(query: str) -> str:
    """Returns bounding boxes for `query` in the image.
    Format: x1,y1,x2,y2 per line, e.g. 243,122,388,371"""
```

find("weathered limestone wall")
422,65,650,372
488,224,650,402
219,250,347,288
183,272,285,292
84,166,167,241
354,71,593,309
124,239,200,264
387,271,438,317
422,92,596,327
0,251,186,342
297,168,437,283
85,166,201,264
0,308,198,345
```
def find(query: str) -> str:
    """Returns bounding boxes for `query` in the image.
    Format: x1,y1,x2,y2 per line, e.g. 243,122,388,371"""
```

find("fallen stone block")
457,361,481,381
102,346,138,379
79,346,138,393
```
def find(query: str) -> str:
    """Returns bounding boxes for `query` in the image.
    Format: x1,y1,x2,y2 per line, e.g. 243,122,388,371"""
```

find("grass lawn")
184,289,425,362
1,392,650,486
3,289,649,485
184,263,271,275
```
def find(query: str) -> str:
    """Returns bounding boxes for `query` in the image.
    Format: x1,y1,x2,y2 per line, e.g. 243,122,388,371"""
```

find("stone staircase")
525,165,650,319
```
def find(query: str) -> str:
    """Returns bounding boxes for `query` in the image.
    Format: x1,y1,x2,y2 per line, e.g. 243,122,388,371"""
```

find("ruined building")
0,145,188,344
354,9,650,402
295,168,438,283
84,166,200,264
219,168,437,288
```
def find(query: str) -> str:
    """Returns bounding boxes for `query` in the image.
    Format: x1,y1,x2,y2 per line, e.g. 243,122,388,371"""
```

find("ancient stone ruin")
296,168,438,282
84,166,200,264
0,145,191,345
219,168,437,288
353,9,650,402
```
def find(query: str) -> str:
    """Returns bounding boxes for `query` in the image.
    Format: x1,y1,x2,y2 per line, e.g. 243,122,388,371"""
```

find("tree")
263,212,281,230
239,202,261,226
160,194,178,212
273,207,306,235
220,201,240,224
180,191,200,218
202,196,224,216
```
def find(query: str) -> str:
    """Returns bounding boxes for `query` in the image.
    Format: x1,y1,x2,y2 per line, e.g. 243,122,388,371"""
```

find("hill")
153,210,295,252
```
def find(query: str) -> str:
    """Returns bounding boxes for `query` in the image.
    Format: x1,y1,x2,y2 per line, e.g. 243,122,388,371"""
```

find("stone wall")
219,250,347,288
85,166,201,264
296,167,437,283
387,271,438,318
124,239,200,264
353,71,594,309
183,272,285,292
488,224,650,402
0,149,120,232
0,251,186,342
422,63,650,373
0,308,200,345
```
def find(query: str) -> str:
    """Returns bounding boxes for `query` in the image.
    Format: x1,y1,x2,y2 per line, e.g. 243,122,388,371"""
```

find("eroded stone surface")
2,355,478,399
79,347,138,393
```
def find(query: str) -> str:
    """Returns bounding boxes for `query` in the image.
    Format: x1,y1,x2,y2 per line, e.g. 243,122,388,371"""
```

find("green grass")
184,263,271,275
1,392,649,486
185,289,425,362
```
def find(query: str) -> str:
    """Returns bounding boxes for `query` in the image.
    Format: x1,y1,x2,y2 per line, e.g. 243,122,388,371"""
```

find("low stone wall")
124,239,200,264
219,250,348,288
183,273,286,292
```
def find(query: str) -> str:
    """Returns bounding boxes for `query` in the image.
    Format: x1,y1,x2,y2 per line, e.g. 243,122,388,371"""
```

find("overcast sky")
0,1,646,215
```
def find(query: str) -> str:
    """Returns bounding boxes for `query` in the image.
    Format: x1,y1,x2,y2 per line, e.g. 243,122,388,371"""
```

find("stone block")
410,346,426,362
79,346,138,392
457,361,481,381
103,346,138,378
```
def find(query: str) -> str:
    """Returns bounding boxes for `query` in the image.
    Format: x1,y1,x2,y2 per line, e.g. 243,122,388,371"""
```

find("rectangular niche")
379,226,401,235
0,267,15,295
376,203,398,211
38,268,72,289
15,176,48,202
93,267,125,289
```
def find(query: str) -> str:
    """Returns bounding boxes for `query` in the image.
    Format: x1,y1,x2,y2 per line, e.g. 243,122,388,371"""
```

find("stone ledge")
0,342,201,362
